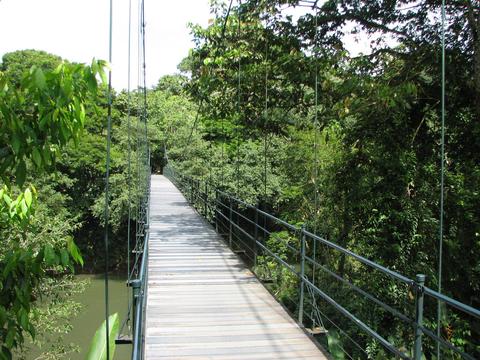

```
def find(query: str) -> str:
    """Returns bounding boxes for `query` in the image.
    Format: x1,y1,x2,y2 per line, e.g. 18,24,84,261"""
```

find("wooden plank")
145,175,328,359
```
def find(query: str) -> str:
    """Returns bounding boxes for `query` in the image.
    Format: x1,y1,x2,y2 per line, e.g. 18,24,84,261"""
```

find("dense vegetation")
168,0,480,358
0,0,479,358
0,50,197,358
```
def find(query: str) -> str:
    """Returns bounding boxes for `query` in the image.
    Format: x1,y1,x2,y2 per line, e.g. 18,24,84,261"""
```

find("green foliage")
16,276,87,359
255,230,299,303
0,50,62,87
327,330,345,360
176,1,480,358
0,58,107,186
0,50,107,358
85,313,119,360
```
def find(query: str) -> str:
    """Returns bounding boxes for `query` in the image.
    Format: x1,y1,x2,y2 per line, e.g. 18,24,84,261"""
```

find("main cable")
263,12,269,202
235,0,242,195
436,0,446,358
312,3,319,287
126,0,133,330
103,0,114,358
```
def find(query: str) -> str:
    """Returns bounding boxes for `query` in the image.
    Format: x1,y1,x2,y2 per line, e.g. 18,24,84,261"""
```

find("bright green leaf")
32,148,42,168
43,244,55,266
15,161,26,186
33,68,46,89
86,313,119,360
24,189,32,208
60,249,69,267
11,135,21,155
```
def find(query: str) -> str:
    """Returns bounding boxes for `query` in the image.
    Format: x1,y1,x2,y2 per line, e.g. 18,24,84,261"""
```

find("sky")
0,0,374,91
0,0,212,90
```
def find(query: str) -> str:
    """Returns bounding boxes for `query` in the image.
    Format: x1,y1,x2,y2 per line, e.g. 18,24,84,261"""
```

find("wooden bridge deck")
145,175,327,359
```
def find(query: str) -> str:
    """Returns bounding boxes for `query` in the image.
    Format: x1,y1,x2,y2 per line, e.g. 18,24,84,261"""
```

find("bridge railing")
129,155,151,359
164,166,480,360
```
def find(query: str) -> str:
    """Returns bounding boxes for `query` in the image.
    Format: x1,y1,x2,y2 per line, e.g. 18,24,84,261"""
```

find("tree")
178,1,480,357
0,54,106,358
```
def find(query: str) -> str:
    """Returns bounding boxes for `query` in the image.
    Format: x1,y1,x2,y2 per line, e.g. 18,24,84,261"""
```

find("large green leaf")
86,313,119,360
15,160,26,186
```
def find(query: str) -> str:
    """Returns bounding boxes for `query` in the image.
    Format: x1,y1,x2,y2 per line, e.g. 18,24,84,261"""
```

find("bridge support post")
129,278,142,335
196,179,200,208
253,208,258,268
192,179,196,207
215,189,219,233
298,225,306,325
228,197,233,248
413,274,425,360
204,180,208,216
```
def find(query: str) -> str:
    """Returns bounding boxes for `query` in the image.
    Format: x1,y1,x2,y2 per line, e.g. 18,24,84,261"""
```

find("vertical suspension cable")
235,1,242,194
263,13,269,202
221,61,225,189
262,11,270,243
141,0,148,141
220,12,226,189
217,1,235,189
103,0,114,357
312,5,319,287
134,0,142,276
141,0,148,206
126,0,133,328
437,0,446,357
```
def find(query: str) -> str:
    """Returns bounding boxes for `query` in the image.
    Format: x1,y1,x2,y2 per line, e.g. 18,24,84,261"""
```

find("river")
24,274,132,359
63,274,132,359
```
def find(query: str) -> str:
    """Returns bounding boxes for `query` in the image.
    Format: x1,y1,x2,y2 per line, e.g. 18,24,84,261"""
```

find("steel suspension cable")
437,0,446,357
103,0,114,358
263,13,269,202
134,0,142,277
312,4,319,287
141,0,148,141
235,0,242,195
125,0,133,330
261,11,270,243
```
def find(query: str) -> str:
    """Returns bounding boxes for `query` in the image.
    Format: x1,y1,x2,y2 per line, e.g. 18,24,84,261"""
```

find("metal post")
190,178,193,204
196,179,200,207
414,274,426,360
204,180,208,216
192,179,196,206
215,189,219,233
195,180,198,207
298,225,306,325
192,179,195,206
228,197,233,248
254,208,258,268
130,278,141,335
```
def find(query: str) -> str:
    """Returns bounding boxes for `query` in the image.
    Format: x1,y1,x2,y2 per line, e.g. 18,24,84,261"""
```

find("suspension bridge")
98,0,480,359
122,167,480,360
141,175,327,359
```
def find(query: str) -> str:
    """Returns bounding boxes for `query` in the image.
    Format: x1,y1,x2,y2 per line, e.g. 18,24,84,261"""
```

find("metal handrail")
131,151,151,359
131,229,149,359
164,166,480,360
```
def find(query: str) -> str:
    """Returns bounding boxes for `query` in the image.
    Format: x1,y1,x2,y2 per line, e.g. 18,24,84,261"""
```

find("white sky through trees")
0,0,372,91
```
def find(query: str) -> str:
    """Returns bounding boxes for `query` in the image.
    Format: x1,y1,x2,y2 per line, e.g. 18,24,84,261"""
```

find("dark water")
24,274,132,360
